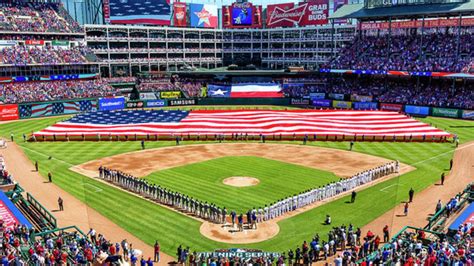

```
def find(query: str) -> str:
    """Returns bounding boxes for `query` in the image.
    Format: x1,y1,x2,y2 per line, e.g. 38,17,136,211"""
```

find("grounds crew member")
408,188,414,203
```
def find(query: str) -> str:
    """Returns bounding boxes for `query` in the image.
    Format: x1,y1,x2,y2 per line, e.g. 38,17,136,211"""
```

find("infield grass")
145,156,339,213
1,111,473,255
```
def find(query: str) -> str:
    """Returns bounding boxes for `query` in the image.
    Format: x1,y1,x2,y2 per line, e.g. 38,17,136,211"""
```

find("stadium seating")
1,45,96,65
0,79,118,104
327,32,474,73
0,3,82,33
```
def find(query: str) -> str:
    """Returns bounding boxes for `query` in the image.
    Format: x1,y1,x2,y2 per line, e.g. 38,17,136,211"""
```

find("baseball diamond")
0,1,473,264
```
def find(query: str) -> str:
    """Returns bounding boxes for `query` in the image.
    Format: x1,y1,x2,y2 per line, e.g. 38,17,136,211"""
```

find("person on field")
154,241,160,262
404,202,409,216
48,172,52,183
441,172,445,185
10,133,13,142
351,190,357,203
408,188,414,203
349,141,354,151
383,225,390,242
58,197,64,211
35,161,38,172
450,159,453,170
141,140,145,150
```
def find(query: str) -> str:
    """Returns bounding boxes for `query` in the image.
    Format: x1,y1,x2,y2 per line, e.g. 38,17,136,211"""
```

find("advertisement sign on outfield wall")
309,92,325,99
351,95,373,102
462,110,474,120
353,102,378,110
328,93,345,100
405,105,430,116
160,91,182,99
146,100,167,108
432,107,461,118
333,100,352,109
291,98,310,105
0,104,19,121
98,97,125,111
126,101,145,109
312,99,332,107
380,103,404,112
169,99,196,106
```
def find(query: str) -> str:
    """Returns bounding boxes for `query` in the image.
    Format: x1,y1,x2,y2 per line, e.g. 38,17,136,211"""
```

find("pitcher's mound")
223,177,260,187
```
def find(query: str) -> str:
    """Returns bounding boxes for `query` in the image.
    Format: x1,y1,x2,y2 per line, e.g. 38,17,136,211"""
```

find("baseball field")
2,105,474,258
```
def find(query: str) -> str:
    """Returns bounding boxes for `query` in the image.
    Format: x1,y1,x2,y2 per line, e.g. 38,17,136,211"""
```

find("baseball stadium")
0,0,473,264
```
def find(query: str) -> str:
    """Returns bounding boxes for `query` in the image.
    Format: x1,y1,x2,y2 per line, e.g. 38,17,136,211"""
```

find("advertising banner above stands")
462,110,474,120
351,95,373,102
19,99,97,119
0,104,19,121
432,107,461,118
0,40,17,46
405,105,430,116
222,2,262,29
353,102,378,110
108,0,171,25
25,40,44,45
312,99,332,107
190,3,218,28
328,93,345,100
160,91,182,99
98,97,125,111
333,100,352,109
266,1,328,28
380,103,404,112
361,17,474,30
309,92,326,99
173,2,187,27
103,0,110,23
52,40,69,46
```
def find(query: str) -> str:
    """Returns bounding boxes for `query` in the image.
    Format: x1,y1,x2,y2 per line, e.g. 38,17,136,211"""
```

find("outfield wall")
2,96,473,122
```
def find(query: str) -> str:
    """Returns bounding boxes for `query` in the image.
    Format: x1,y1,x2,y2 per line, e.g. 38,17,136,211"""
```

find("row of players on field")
98,161,399,228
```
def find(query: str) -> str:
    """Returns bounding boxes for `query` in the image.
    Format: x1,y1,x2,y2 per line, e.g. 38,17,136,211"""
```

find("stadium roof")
330,1,474,20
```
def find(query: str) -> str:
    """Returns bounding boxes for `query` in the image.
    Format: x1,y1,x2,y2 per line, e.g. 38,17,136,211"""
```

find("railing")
26,192,57,229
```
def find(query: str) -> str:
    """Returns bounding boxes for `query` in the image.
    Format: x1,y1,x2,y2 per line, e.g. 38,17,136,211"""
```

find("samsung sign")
99,97,125,111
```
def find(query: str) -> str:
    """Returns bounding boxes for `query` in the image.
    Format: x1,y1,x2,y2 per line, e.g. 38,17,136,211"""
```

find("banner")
98,97,125,111
0,40,17,46
173,2,187,27
109,0,171,25
198,249,280,260
405,105,430,116
222,2,262,29
353,102,377,110
126,101,145,109
351,95,373,102
291,98,310,105
0,191,32,229
0,104,19,121
160,91,182,99
361,17,474,30
432,107,460,118
208,85,231,98
169,99,196,106
190,3,218,28
25,40,44,45
19,99,96,118
462,110,474,120
266,1,328,28
333,100,352,109
103,0,110,23
299,0,329,26
309,92,325,99
380,103,403,112
328,93,345,100
52,40,69,46
146,99,167,108
312,99,332,107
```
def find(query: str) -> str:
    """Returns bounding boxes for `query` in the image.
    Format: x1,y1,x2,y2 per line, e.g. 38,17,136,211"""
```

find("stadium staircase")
14,192,57,231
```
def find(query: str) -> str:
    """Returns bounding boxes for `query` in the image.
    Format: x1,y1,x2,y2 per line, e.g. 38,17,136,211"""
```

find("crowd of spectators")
1,45,94,65
282,76,474,109
327,30,474,73
0,3,82,33
0,79,118,103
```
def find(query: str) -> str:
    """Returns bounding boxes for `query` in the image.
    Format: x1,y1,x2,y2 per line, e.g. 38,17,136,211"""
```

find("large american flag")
109,0,171,25
33,110,451,138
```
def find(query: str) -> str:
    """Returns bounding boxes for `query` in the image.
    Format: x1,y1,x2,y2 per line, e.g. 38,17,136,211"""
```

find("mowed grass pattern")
0,111,473,255
145,156,339,213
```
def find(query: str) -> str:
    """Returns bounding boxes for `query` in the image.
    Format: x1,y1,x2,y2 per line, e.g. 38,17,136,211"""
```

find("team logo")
176,11,184,20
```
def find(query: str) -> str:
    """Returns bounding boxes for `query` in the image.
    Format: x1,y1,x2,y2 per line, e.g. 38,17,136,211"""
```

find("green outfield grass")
145,156,339,213
0,110,473,256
